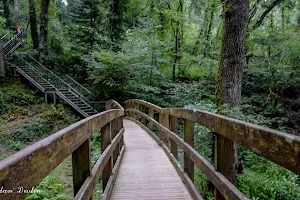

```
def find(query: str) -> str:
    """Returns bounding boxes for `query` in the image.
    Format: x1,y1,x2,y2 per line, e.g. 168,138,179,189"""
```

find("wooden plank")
72,138,92,196
110,120,192,200
74,128,124,200
170,116,178,159
125,109,248,200
184,119,194,182
127,117,203,200
102,146,125,200
101,122,112,191
0,109,124,200
164,108,300,175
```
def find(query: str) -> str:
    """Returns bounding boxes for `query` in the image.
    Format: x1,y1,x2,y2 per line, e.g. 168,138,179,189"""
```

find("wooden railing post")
149,108,154,131
170,116,178,159
111,119,120,164
184,119,194,182
136,103,140,121
141,105,146,125
214,135,237,200
162,113,170,145
101,122,112,191
72,139,92,196
159,112,163,140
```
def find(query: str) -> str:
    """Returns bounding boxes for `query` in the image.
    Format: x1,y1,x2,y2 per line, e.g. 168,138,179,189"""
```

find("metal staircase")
2,31,103,117
11,53,102,117
1,31,24,56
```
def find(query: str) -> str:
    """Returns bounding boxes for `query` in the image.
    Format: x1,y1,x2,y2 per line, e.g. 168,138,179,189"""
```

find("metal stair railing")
13,53,103,113
22,53,104,111
2,31,26,56
1,31,10,42
62,74,93,99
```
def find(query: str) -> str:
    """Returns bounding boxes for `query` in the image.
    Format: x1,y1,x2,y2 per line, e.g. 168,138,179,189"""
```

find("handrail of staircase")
15,53,102,112
3,31,22,48
24,53,94,97
1,31,10,41
20,54,89,100
8,61,55,92
64,74,93,96
23,53,100,103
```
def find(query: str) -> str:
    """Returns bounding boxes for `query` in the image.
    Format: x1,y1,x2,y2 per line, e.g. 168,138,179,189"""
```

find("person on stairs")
15,25,23,42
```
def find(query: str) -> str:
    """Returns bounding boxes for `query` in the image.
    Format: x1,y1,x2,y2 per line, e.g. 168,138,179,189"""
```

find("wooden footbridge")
0,100,299,200
0,31,300,199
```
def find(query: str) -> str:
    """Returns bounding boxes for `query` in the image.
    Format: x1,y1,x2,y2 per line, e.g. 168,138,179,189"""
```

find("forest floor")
0,79,104,199
0,80,78,199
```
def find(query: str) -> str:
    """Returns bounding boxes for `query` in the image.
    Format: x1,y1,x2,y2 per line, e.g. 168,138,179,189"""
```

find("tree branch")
252,0,284,30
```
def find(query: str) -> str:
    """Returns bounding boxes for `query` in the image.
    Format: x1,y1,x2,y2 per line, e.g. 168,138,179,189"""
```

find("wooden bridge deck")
110,119,192,200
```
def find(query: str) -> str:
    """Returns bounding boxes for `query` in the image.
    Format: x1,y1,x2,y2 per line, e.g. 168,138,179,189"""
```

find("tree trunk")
29,0,39,49
172,0,183,81
14,0,20,25
203,0,217,57
215,0,249,199
3,0,11,27
39,0,50,64
0,40,5,76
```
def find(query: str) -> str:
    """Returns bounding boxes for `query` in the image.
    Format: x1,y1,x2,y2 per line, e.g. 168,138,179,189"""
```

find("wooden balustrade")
124,99,300,200
1,98,299,200
0,100,124,200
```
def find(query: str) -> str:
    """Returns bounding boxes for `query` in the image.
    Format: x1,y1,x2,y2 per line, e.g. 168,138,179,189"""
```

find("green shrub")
25,175,68,200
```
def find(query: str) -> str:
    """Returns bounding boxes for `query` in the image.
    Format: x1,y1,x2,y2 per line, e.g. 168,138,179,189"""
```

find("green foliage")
0,84,42,114
25,175,68,200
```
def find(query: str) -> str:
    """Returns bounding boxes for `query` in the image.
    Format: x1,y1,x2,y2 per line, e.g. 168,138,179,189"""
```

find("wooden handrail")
124,99,300,200
0,101,124,200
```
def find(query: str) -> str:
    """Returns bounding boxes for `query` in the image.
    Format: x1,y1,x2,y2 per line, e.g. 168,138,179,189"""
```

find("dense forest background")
0,0,299,199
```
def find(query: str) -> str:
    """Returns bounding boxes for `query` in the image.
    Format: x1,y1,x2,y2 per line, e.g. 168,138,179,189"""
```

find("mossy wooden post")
101,122,112,191
170,116,178,159
159,112,163,139
184,119,194,182
111,118,119,164
149,108,154,131
162,112,170,145
118,116,124,151
136,103,140,121
141,105,146,125
215,134,237,200
72,138,92,196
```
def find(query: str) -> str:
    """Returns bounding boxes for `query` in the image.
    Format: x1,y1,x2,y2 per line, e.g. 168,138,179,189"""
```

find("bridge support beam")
101,122,112,191
214,135,237,200
72,138,92,196
184,119,194,182
170,116,178,160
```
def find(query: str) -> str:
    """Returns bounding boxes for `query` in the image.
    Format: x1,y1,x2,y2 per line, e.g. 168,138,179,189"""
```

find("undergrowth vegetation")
0,81,79,199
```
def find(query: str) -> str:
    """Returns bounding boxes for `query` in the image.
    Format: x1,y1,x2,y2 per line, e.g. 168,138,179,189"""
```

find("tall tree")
29,0,39,49
14,0,20,25
108,0,128,52
3,0,11,27
215,0,249,199
39,0,50,63
173,0,183,81
67,0,105,52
